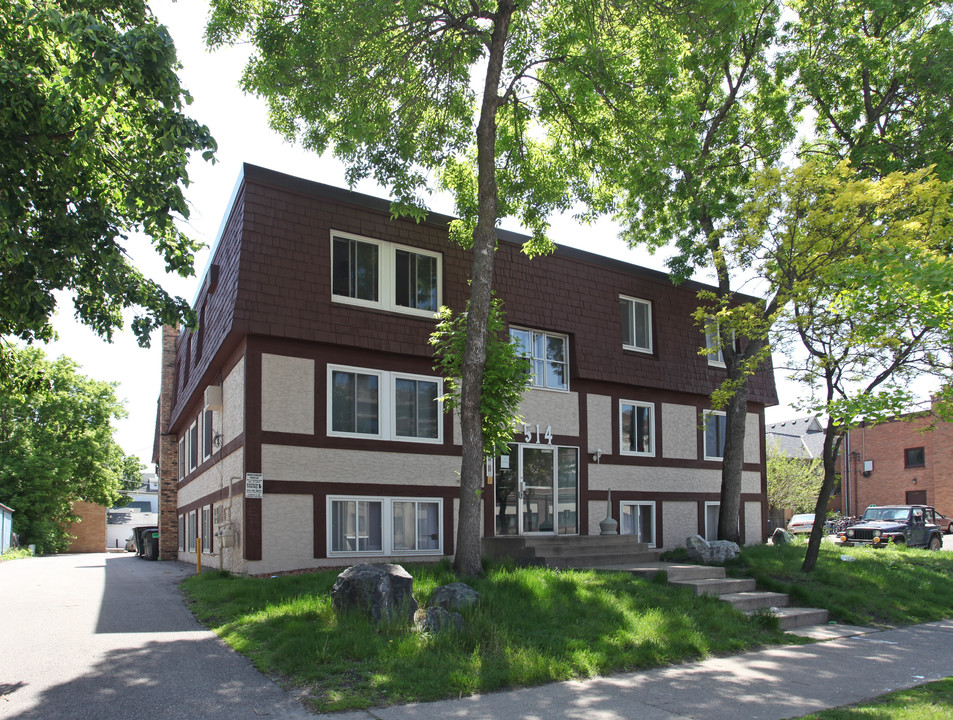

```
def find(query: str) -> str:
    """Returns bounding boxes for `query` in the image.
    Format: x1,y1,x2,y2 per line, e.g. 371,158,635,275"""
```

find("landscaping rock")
416,606,464,634
430,582,480,612
771,528,794,546
685,534,740,563
331,563,418,624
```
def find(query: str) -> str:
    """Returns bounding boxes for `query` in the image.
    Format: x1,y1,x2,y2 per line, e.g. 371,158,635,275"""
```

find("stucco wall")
587,394,612,456
262,445,460,486
517,390,579,438
744,501,763,546
222,358,245,446
261,354,315,434
588,465,724,494
662,501,698,550
745,412,762,465
662,403,697,460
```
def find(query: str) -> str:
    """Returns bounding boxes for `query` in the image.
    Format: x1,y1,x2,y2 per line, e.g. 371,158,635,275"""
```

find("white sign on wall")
245,472,264,498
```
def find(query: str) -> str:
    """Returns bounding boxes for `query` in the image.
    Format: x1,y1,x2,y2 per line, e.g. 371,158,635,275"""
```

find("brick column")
157,325,180,560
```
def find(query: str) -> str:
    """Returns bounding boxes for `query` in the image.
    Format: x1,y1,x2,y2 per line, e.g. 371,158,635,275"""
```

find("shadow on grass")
730,542,953,627
182,561,790,712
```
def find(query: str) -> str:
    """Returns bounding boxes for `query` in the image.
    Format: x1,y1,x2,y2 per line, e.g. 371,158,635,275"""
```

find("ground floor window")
494,444,578,536
328,496,442,556
620,501,656,547
705,502,719,541
202,505,213,553
178,514,184,551
187,510,197,552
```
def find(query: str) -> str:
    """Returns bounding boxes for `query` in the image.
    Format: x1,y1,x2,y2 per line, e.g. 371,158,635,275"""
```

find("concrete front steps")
626,561,830,632
481,535,660,569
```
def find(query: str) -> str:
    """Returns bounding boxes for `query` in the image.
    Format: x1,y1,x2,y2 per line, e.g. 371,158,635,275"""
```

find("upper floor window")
904,446,925,468
510,327,568,391
703,409,726,460
705,319,734,368
620,296,652,353
331,232,440,315
328,365,443,443
620,401,655,456
203,409,215,460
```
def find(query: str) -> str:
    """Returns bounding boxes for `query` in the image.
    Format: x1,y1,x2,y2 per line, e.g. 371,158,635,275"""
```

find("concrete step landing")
669,577,757,596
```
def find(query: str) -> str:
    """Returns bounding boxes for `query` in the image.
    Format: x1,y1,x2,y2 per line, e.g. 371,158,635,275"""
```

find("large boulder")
430,582,480,612
331,564,418,624
771,527,794,546
416,606,464,634
685,534,740,563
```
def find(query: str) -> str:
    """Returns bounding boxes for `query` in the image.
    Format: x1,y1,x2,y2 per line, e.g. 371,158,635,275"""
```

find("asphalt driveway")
0,552,313,720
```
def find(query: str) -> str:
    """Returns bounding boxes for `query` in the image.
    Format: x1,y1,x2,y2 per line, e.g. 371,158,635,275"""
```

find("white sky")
42,0,810,470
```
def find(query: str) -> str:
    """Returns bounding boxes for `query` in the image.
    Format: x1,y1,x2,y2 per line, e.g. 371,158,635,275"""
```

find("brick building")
841,410,953,519
154,164,778,575
65,501,106,553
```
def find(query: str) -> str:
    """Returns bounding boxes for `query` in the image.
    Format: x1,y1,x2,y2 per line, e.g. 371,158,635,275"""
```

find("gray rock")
416,606,464,634
685,534,740,563
431,582,480,612
771,527,794,546
331,563,418,624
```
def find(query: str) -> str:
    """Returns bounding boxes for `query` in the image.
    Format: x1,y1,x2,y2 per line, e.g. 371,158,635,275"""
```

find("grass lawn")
794,677,953,719
726,539,953,628
181,560,790,712
180,541,953,713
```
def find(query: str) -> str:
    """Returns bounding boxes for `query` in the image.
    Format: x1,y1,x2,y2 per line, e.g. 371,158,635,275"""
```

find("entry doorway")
494,444,578,536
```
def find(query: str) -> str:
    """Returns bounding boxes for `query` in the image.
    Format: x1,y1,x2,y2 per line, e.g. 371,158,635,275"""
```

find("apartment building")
154,164,777,575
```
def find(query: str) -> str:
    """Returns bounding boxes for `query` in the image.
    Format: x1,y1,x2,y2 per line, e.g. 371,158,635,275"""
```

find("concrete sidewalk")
330,619,953,720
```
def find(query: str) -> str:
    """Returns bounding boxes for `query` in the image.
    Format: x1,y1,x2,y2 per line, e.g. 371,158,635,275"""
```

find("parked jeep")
838,505,944,550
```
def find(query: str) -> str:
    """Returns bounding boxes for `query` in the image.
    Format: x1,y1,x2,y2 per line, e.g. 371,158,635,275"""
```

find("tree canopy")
734,162,953,570
0,0,215,346
0,344,140,552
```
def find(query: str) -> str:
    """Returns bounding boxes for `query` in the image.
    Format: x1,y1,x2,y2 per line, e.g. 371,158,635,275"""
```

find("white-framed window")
703,410,726,460
620,401,655,456
509,327,569,391
178,437,185,481
187,510,197,552
330,231,441,316
177,514,184,551
620,295,652,353
188,420,198,472
621,501,656,547
328,496,443,556
705,319,735,367
328,365,443,442
203,409,215,461
201,505,213,553
705,502,720,541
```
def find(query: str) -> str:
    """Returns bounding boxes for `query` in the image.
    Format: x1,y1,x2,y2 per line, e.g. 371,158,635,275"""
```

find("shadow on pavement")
6,636,308,720
95,554,197,634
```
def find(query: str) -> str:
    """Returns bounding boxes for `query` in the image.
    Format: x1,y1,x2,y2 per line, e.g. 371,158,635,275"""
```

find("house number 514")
523,423,553,445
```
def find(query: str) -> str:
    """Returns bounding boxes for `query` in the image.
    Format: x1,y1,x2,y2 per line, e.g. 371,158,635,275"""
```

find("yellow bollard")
196,537,202,573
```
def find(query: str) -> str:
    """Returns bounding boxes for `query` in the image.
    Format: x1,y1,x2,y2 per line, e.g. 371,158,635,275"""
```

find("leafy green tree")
430,298,529,459
207,0,697,574
736,164,953,571
0,0,216,346
0,345,139,552
784,0,953,182
543,0,797,543
765,441,823,514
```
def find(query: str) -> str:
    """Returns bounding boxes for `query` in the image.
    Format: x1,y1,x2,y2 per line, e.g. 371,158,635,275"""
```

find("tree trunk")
717,371,747,544
802,421,842,572
453,2,513,577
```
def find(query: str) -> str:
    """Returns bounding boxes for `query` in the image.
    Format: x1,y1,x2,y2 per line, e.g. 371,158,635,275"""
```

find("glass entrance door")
494,445,577,536
522,447,555,533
